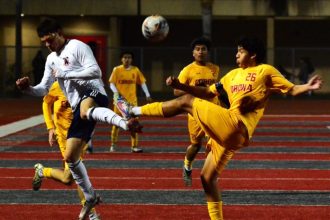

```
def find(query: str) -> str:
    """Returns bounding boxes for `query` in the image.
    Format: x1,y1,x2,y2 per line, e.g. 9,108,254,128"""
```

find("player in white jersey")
16,17,142,220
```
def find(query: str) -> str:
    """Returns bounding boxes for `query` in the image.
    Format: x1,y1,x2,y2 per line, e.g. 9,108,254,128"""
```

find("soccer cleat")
114,94,133,119
131,147,143,153
109,144,116,152
182,167,192,187
79,193,102,220
127,118,143,133
32,163,44,191
89,210,101,220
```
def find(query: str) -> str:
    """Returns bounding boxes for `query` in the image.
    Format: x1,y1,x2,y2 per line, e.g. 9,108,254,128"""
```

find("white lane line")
0,115,44,138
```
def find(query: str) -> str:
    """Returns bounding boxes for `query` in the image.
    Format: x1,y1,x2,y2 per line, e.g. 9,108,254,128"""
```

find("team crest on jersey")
63,57,69,66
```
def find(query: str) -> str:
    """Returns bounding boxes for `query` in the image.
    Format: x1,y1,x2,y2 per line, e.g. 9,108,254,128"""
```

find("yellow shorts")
187,114,205,144
54,103,72,156
192,98,249,173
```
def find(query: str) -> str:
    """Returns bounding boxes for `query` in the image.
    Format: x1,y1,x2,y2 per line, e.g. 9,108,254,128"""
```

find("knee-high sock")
42,167,51,178
111,125,119,145
207,201,223,220
131,133,138,147
68,159,94,201
184,156,193,170
87,107,128,130
133,102,163,116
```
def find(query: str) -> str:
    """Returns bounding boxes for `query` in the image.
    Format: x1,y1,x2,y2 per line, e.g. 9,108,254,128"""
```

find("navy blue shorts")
67,90,109,142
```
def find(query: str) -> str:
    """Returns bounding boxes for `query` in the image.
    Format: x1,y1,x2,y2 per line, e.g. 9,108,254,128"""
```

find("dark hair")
190,36,211,51
120,51,134,59
237,36,266,64
37,17,62,37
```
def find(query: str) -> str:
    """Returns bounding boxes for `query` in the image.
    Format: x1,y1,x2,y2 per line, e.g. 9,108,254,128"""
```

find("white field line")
0,114,44,138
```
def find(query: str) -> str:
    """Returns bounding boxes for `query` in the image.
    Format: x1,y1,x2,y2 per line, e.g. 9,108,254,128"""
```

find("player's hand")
113,92,120,104
308,75,322,90
166,76,180,88
48,128,57,147
146,96,153,103
16,77,30,90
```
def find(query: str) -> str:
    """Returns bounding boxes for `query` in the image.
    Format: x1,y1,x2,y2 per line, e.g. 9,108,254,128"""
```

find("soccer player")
33,81,100,220
109,51,152,153
116,36,322,220
174,37,220,186
16,17,141,220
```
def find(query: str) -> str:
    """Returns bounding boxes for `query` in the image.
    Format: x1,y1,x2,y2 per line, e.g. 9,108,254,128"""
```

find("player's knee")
200,172,209,188
178,94,194,108
62,170,73,184
63,155,74,164
200,169,216,186
191,143,202,151
80,109,88,120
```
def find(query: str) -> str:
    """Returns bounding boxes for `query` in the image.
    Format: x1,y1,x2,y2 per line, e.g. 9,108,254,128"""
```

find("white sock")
131,106,142,116
68,159,94,201
87,107,128,130
38,169,44,177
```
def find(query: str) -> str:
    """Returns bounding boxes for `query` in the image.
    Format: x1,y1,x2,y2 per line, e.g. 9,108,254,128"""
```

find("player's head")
190,36,211,64
120,51,134,67
191,36,211,51
37,17,62,37
37,17,64,53
236,36,266,66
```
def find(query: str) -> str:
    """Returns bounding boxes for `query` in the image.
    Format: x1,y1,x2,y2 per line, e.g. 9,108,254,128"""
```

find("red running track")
1,168,330,191
0,152,330,161
0,204,329,220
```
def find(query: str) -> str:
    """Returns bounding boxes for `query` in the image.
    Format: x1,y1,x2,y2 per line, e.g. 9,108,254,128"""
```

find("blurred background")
0,0,329,99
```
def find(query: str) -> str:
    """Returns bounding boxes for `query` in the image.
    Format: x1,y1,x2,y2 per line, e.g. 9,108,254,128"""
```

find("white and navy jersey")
26,39,106,111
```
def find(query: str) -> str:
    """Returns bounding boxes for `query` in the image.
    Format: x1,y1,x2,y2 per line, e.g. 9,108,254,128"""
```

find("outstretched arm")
289,75,322,96
141,83,153,103
166,76,216,99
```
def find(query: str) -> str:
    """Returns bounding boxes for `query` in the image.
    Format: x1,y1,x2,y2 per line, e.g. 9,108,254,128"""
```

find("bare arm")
173,88,186,96
166,76,216,99
289,75,322,96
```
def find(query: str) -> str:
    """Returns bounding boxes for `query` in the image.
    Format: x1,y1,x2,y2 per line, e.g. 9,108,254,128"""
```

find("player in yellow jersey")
109,51,152,153
32,81,100,220
174,37,220,187
117,36,322,220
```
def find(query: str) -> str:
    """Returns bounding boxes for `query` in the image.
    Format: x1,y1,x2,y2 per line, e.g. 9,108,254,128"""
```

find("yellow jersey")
42,81,72,136
210,64,294,138
109,65,147,104
178,61,219,104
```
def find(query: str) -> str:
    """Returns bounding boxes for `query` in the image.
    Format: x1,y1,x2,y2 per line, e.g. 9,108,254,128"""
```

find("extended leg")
132,94,195,117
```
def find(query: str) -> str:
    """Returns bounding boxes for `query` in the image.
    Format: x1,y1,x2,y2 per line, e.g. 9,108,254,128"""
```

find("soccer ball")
141,15,169,42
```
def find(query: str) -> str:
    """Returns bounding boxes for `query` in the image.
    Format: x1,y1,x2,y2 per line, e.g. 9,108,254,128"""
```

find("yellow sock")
207,201,223,220
141,102,164,116
43,167,52,178
131,133,138,147
111,125,119,145
184,156,193,170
